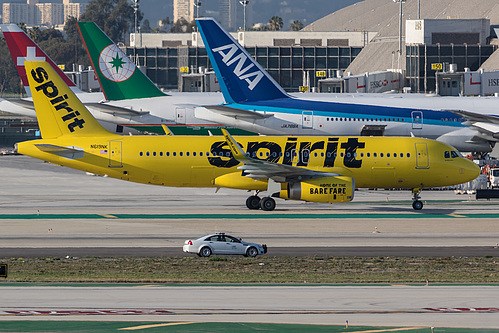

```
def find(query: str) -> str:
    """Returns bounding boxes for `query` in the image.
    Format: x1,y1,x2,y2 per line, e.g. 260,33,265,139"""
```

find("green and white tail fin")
77,21,166,101
25,61,112,138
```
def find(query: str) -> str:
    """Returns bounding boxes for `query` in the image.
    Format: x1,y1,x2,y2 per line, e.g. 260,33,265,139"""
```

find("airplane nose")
460,159,480,182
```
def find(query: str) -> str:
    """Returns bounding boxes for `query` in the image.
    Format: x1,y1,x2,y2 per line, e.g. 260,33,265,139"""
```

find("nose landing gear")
412,188,423,210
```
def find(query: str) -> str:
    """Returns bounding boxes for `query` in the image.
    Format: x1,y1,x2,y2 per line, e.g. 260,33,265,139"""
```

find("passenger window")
167,152,170,157
153,152,156,156
180,152,183,157
387,153,390,157
173,152,176,156
367,153,370,157
407,153,410,157
393,153,397,157
200,152,203,156
380,153,384,157
146,152,150,156
160,152,163,156
193,152,196,157
186,152,190,156
139,152,143,156
374,153,377,157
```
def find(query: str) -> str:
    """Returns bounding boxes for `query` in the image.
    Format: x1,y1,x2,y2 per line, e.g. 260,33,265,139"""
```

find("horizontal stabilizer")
200,105,273,119
35,144,84,159
85,102,149,116
5,99,35,110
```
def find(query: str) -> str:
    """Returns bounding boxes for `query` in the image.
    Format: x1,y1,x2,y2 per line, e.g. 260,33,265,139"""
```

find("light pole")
239,0,249,31
393,0,406,55
132,0,139,34
194,1,202,18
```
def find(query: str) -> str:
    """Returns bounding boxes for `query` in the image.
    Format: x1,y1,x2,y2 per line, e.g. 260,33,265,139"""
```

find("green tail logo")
99,44,136,82
78,21,166,101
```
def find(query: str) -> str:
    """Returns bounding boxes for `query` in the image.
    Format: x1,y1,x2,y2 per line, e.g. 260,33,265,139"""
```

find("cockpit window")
445,150,460,159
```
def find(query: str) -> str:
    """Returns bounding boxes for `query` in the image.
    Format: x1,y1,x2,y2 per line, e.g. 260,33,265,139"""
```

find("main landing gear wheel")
246,195,261,210
412,200,424,210
260,197,276,211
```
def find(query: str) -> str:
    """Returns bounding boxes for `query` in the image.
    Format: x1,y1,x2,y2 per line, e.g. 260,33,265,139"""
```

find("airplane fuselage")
17,134,478,191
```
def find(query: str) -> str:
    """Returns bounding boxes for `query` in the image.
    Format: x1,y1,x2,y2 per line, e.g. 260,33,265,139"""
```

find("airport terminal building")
118,0,499,94
125,30,373,92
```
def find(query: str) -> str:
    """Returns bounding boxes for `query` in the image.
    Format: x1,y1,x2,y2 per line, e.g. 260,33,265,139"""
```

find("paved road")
1,285,498,328
1,246,499,257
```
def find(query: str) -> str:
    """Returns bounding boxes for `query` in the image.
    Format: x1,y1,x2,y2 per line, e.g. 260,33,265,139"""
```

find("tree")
268,16,283,31
79,0,142,43
290,20,303,31
171,18,195,33
141,19,152,33
0,38,23,96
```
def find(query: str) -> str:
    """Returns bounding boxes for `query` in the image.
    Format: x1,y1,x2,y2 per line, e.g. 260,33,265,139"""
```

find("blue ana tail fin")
196,18,289,104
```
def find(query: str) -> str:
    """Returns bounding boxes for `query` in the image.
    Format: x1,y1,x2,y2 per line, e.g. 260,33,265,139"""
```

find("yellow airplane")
16,61,480,211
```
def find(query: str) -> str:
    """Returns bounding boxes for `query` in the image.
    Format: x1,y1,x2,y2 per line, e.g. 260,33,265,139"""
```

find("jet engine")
277,176,355,203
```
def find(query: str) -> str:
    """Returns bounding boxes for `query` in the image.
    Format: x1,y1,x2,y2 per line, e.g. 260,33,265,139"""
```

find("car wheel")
200,247,212,257
246,247,258,257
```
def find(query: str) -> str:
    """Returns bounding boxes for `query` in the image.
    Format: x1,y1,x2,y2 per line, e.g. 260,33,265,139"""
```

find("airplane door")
411,111,423,129
302,111,313,129
415,143,429,169
109,141,123,168
176,107,186,124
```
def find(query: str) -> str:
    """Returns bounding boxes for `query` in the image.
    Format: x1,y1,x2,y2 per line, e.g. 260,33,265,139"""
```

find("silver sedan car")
183,233,267,257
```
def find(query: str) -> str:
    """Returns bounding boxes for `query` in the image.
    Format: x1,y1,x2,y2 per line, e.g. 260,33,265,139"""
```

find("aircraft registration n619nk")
16,61,479,211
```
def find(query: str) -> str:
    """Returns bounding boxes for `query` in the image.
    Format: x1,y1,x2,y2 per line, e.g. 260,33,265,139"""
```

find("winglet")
77,21,166,101
1,24,79,96
196,18,289,104
221,128,249,161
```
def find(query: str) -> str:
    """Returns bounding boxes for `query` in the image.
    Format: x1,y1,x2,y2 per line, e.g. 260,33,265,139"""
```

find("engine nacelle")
213,172,268,190
278,176,355,203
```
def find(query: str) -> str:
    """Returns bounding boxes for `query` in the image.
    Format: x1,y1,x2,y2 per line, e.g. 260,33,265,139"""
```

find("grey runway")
0,285,498,328
1,246,499,257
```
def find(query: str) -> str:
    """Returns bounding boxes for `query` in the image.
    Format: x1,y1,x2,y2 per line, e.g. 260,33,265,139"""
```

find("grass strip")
0,256,497,284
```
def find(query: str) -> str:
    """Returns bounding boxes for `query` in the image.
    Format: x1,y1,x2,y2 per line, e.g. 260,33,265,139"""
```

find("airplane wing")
202,105,273,119
446,109,499,139
35,144,84,159
446,109,499,125
221,129,338,182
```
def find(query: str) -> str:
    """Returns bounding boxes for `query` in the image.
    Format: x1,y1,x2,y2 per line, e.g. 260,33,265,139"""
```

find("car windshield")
225,236,241,243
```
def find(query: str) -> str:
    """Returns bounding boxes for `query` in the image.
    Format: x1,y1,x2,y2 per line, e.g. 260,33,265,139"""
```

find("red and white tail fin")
0,24,82,96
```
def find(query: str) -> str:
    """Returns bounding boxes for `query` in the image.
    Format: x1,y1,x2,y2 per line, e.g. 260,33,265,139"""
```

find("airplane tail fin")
77,21,166,101
25,61,111,139
0,24,80,97
195,18,289,104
